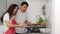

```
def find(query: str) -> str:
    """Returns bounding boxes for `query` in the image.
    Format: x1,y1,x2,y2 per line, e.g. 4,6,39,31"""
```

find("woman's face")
13,6,18,14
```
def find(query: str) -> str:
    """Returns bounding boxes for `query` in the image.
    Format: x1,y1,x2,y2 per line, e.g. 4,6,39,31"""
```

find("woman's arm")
5,21,24,28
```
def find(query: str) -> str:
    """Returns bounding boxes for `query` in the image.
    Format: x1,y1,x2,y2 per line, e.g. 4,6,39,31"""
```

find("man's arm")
25,20,34,26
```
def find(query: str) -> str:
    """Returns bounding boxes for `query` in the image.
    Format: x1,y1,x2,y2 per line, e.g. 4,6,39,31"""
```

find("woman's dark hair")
1,4,18,23
21,1,29,7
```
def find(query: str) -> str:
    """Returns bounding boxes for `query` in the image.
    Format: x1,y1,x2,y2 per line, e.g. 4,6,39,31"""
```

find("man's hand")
25,20,34,26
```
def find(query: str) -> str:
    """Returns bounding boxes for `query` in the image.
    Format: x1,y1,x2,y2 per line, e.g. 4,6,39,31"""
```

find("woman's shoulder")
4,13,9,17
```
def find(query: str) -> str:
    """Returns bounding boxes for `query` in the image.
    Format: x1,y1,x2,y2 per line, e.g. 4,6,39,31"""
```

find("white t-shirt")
3,13,9,32
15,9,28,33
3,13,15,33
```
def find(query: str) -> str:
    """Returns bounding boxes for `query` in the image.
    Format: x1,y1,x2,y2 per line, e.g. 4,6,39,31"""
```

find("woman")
1,4,24,34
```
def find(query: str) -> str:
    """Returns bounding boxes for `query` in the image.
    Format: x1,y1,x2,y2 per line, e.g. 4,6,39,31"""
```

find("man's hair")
21,1,29,7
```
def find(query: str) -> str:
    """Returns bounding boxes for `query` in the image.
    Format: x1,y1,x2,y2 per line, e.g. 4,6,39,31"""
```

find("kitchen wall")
45,0,52,28
45,0,52,33
26,0,52,33
0,0,7,34
26,0,52,27
7,0,25,9
0,0,6,33
0,0,7,25
26,0,46,23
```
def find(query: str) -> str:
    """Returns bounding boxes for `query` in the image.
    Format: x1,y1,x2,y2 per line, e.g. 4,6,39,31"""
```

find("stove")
26,24,46,33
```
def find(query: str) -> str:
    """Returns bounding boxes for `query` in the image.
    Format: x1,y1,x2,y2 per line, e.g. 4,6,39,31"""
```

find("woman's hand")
18,24,25,28
5,21,25,28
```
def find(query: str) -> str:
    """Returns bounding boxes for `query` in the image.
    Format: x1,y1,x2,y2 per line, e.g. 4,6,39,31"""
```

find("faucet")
36,15,40,19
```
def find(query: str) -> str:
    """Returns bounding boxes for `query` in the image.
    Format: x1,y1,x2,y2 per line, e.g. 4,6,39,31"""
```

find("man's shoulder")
17,9,21,14
17,9,20,12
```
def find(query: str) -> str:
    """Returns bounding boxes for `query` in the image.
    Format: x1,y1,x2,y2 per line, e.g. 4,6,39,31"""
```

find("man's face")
21,4,28,12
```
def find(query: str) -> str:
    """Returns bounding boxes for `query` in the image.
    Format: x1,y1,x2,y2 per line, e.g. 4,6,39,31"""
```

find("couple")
1,2,33,34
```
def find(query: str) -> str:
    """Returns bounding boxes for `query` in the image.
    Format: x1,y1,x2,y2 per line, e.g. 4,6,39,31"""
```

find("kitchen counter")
0,25,51,34
25,24,51,34
25,24,46,33
18,33,50,34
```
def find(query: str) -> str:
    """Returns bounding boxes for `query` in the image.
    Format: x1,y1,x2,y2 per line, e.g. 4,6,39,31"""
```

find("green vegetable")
36,17,44,24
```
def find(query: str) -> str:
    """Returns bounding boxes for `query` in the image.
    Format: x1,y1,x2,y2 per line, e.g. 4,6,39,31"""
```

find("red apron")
4,19,16,34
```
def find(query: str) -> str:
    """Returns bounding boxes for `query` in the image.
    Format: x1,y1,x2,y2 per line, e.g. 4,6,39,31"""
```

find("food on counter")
36,17,44,24
36,17,46,27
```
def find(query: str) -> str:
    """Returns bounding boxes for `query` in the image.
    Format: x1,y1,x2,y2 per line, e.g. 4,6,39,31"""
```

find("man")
15,2,33,34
